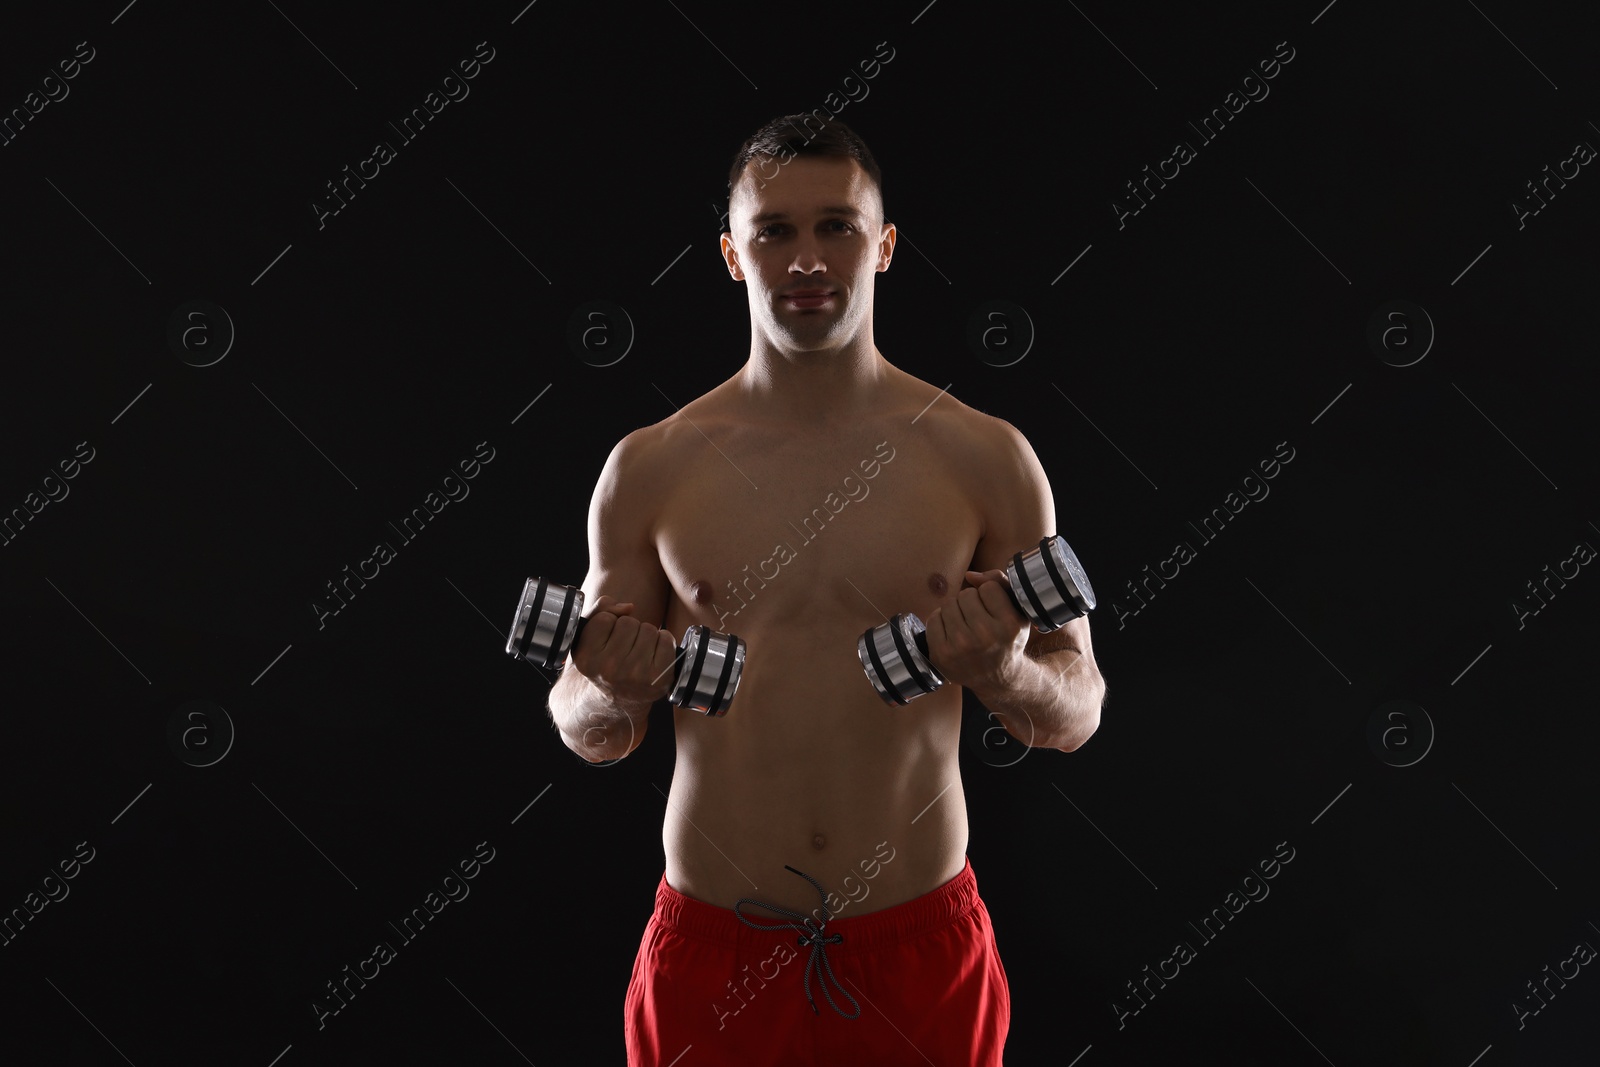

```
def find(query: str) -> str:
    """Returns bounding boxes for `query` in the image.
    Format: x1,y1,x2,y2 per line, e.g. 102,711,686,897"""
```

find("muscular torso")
648,373,993,919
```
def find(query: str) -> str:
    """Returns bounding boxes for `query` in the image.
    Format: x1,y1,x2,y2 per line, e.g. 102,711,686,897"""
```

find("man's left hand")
923,569,1030,691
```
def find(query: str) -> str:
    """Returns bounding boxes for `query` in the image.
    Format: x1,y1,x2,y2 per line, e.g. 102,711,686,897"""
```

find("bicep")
967,418,1097,663
969,418,1058,577
578,429,671,628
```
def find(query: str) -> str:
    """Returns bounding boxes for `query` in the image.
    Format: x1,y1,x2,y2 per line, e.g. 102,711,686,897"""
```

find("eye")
754,221,855,238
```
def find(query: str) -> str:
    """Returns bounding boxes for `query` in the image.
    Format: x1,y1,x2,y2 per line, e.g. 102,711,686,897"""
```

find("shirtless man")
547,115,1107,1066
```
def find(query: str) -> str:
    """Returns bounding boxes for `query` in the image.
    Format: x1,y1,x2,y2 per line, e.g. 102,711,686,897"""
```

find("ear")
720,232,744,281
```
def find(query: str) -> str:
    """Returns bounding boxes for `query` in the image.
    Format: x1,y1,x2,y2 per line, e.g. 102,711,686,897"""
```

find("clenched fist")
568,595,682,707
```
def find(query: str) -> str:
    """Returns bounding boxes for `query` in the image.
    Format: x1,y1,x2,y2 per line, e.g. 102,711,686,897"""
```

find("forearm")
547,670,653,762
968,648,1105,752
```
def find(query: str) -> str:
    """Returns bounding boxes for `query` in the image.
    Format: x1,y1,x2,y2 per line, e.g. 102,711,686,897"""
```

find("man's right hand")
569,595,681,707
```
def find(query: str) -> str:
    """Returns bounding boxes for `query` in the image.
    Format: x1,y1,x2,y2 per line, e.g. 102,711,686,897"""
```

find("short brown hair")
722,114,885,232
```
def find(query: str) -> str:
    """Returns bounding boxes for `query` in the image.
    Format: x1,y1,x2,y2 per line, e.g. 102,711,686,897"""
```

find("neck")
737,335,894,425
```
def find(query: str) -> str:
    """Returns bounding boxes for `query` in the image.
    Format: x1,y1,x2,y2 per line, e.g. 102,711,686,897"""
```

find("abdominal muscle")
659,609,970,919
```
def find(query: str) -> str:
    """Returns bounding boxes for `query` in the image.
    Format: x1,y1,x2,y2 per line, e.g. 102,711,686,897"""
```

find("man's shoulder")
905,390,1049,534
605,403,719,486
616,402,717,460
904,391,1055,556
910,386,1021,464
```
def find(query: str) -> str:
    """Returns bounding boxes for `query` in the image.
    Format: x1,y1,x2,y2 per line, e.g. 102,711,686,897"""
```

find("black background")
1,1,1597,1064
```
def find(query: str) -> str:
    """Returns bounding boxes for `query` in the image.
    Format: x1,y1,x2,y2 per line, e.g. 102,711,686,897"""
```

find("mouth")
782,291,835,309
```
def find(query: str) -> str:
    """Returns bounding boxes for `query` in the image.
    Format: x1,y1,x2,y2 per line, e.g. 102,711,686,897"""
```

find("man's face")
720,155,894,353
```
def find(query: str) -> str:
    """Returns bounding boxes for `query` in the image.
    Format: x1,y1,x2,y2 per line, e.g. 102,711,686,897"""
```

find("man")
546,114,1107,1066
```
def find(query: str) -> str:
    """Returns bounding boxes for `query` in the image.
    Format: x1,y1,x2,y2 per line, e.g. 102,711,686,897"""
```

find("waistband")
649,854,980,954
654,856,983,1021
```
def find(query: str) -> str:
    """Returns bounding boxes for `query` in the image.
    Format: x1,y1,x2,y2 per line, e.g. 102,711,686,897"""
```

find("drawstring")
733,865,861,1020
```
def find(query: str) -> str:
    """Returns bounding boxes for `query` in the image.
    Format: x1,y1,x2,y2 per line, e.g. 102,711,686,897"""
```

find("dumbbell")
856,534,1096,706
505,576,746,717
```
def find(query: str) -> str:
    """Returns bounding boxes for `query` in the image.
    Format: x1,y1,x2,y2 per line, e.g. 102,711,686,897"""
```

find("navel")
689,580,714,605
812,833,826,851
928,572,948,596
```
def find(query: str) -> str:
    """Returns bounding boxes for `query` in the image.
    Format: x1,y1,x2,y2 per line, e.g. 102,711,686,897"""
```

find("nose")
788,237,828,277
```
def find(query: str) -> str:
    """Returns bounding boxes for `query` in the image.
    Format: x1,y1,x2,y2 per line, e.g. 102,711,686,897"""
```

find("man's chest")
655,433,985,629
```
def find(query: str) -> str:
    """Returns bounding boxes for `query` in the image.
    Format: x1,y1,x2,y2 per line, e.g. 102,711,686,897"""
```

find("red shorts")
624,855,1010,1066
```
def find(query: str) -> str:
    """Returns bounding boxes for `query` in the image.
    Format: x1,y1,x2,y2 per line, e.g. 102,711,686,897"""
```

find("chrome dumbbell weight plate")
505,576,585,671
857,612,945,706
1005,535,1096,633
670,625,746,718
